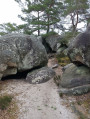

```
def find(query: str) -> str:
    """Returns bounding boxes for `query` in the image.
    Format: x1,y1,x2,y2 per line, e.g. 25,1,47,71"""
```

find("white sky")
0,0,88,31
0,0,23,25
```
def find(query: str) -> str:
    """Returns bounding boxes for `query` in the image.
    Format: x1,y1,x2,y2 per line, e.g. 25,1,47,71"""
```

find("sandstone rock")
62,63,73,71
59,84,90,95
57,47,66,55
51,64,59,69
60,64,90,88
0,33,48,79
59,63,90,95
26,67,56,84
45,35,62,52
68,25,90,67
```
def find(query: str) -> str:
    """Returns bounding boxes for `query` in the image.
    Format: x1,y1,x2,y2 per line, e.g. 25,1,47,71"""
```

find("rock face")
59,25,90,95
0,33,48,80
45,35,62,52
68,25,90,67
59,84,90,95
59,64,90,95
60,64,90,88
26,67,56,84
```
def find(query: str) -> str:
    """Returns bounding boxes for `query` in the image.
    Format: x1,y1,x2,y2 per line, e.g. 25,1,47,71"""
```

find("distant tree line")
0,0,90,36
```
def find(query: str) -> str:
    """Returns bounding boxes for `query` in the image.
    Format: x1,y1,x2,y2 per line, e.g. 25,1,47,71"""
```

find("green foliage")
14,0,63,35
0,22,31,36
0,95,13,110
61,31,80,45
64,0,89,15
40,0,63,33
0,23,19,36
56,53,70,66
0,32,7,36
42,31,58,39
63,0,89,31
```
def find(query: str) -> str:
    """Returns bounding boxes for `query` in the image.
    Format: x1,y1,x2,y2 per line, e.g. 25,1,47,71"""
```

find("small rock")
51,64,59,69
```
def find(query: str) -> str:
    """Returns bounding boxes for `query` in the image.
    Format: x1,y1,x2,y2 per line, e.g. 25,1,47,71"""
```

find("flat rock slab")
59,84,90,95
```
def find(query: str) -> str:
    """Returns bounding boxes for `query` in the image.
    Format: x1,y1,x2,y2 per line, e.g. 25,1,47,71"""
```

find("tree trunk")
47,14,50,34
72,25,76,32
71,11,78,32
38,11,40,36
47,25,50,34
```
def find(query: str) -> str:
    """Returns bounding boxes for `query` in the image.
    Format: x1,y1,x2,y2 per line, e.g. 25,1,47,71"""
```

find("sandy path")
0,58,78,119
1,79,78,119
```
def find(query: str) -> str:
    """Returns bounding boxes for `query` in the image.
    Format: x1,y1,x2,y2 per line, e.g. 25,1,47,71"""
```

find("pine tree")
63,0,89,32
15,0,45,35
0,23,18,36
24,0,44,36
40,0,63,34
15,0,63,35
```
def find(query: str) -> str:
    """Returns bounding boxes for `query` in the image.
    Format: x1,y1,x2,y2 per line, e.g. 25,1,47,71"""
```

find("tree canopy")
0,0,90,36
14,0,63,35
63,0,89,32
0,23,18,35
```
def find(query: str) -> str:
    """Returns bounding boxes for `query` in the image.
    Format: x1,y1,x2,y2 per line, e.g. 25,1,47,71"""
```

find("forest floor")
0,58,87,119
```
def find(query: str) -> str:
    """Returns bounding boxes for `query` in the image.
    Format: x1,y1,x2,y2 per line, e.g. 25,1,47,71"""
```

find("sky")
0,0,88,32
0,0,23,25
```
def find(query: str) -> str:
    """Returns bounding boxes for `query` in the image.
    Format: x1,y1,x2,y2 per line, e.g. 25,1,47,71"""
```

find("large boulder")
59,64,90,95
26,67,56,84
0,33,48,79
45,35,62,52
68,24,90,67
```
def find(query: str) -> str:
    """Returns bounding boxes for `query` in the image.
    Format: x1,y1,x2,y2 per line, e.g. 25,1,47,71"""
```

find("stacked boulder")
42,34,63,53
59,25,90,95
45,35,62,52
0,33,55,83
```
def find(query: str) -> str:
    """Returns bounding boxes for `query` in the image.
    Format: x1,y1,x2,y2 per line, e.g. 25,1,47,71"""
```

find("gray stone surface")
59,84,90,95
59,25,90,95
60,64,90,88
62,63,73,71
59,63,90,95
0,33,48,79
68,25,90,67
51,64,59,69
26,67,56,84
45,35,62,52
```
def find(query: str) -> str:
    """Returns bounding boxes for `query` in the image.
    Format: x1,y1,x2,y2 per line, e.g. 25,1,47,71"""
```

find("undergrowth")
54,75,61,86
0,95,13,110
0,94,19,119
56,53,70,66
